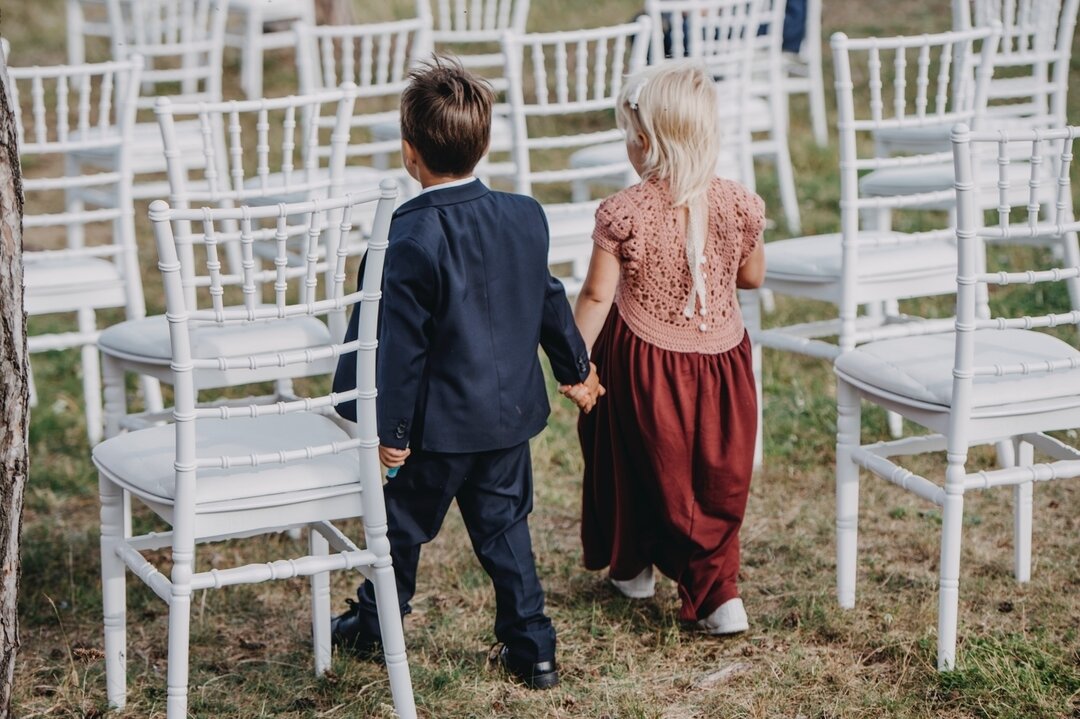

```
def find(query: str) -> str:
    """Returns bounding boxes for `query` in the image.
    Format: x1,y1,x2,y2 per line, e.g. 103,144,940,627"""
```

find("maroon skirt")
579,305,757,622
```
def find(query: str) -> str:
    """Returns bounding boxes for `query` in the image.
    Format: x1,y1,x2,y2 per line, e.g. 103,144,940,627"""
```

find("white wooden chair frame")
94,183,417,718
224,0,316,99
9,55,156,444
835,124,1080,671
502,19,652,297
744,25,1001,464
98,87,359,439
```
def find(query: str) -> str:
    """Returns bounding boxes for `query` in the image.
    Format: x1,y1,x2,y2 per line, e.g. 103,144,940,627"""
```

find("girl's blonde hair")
616,62,721,318
615,61,720,208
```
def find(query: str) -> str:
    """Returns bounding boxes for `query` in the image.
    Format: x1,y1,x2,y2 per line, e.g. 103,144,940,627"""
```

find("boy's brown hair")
400,55,494,176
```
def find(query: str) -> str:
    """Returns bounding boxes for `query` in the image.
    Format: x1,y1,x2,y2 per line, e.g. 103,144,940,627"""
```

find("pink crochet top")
592,176,765,354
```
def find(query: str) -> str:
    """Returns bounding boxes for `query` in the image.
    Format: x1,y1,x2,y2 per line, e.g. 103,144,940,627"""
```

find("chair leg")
166,558,195,717
937,462,967,671
101,353,127,440
808,51,827,148
79,308,104,445
309,528,332,675
1059,229,1080,315
835,379,861,609
371,561,417,719
739,289,764,469
886,411,903,439
100,472,128,709
1012,438,1034,583
141,376,164,415
241,9,263,100
759,288,776,314
773,130,801,235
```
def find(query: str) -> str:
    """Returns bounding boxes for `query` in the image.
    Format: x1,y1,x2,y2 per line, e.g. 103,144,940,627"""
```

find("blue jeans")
657,0,807,59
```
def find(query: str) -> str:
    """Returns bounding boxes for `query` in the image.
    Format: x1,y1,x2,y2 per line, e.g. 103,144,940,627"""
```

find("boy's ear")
401,139,417,167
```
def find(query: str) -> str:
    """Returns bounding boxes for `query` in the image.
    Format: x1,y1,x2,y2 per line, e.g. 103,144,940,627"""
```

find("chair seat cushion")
859,158,1048,205
858,162,955,204
835,329,1080,408
97,310,335,387
764,232,957,283
99,310,331,364
569,140,626,169
23,257,125,313
93,413,358,505
872,123,952,154
72,119,205,174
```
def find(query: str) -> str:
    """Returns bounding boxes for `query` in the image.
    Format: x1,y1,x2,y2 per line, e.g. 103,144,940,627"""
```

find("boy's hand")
379,445,411,468
558,363,606,414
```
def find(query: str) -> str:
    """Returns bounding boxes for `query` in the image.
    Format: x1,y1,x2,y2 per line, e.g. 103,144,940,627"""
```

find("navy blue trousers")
350,441,556,662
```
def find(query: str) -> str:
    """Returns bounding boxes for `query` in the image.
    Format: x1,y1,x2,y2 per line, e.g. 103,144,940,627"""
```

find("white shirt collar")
418,176,478,195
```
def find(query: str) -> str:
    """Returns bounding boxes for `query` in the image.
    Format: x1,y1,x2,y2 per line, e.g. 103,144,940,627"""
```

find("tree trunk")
315,0,355,25
0,53,28,719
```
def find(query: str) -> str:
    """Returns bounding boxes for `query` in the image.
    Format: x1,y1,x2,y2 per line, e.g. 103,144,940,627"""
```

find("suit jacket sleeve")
376,237,437,449
331,252,368,423
541,272,591,385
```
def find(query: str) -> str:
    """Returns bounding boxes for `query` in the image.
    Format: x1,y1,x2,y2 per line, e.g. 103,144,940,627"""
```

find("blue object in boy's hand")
387,467,400,479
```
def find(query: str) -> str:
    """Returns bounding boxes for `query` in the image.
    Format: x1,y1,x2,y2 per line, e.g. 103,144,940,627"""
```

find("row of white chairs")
6,49,417,715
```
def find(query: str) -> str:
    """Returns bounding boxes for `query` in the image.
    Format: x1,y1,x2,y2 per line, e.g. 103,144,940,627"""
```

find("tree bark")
0,52,28,719
314,0,355,25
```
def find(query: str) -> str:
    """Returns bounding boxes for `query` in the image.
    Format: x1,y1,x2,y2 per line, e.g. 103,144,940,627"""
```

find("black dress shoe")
497,645,559,690
330,599,382,660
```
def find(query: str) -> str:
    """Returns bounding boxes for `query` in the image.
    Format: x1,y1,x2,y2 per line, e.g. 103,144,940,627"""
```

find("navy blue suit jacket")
333,179,590,453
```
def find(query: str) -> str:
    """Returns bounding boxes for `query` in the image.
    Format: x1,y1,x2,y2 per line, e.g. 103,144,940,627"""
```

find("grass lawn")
7,0,1080,716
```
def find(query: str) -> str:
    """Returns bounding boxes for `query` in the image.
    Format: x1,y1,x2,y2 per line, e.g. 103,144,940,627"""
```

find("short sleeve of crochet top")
592,176,765,354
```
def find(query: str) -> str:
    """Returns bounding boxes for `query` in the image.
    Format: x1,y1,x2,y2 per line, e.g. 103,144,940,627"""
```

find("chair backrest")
832,25,1000,227
643,0,759,185
154,88,359,308
950,124,1080,421
294,19,430,173
954,0,1079,129
502,19,652,203
295,18,431,96
424,0,529,81
106,0,228,108
149,183,396,513
8,56,146,316
66,0,119,64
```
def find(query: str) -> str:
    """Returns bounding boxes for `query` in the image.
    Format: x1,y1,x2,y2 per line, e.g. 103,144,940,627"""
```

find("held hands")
558,362,606,414
379,445,411,469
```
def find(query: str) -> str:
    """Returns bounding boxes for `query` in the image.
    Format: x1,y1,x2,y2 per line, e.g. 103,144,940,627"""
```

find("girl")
565,61,766,634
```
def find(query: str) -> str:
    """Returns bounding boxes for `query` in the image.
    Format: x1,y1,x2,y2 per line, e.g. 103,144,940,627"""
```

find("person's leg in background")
782,0,808,54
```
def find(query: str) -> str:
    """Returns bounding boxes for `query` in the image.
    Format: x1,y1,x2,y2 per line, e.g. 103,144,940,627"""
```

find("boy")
330,56,602,690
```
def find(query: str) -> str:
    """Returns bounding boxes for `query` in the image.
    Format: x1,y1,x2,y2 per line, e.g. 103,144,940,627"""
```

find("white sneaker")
609,566,655,599
697,598,749,635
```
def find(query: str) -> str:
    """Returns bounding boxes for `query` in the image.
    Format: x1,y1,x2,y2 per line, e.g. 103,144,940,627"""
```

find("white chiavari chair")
9,56,153,444
834,124,1080,671
502,19,652,297
743,25,1001,463
96,87,358,439
369,0,530,184
865,0,1080,312
93,182,417,719
225,0,316,99
569,0,757,204
294,17,432,203
71,0,229,204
